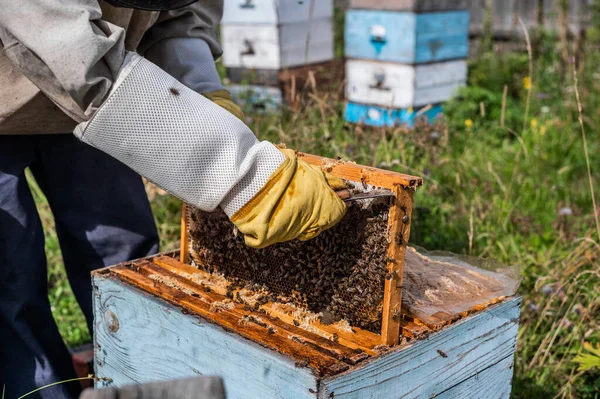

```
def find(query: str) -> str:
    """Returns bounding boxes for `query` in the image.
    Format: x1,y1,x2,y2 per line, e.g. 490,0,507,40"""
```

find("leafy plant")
574,342,600,372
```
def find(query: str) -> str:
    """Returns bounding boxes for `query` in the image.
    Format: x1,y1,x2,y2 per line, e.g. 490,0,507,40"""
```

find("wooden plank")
180,203,189,264
414,59,467,95
345,10,416,63
321,297,521,398
468,0,590,38
346,60,415,108
344,101,443,128
93,276,320,399
221,24,281,69
131,259,369,365
414,11,470,63
296,152,423,189
279,18,335,68
81,377,226,399
108,266,350,377
348,0,469,12
151,256,379,357
345,10,469,64
380,186,414,345
435,356,514,399
226,67,280,86
222,0,333,25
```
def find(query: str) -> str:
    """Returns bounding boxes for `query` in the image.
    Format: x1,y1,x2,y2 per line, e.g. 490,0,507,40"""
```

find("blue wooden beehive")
92,154,520,398
344,3,470,127
345,10,469,64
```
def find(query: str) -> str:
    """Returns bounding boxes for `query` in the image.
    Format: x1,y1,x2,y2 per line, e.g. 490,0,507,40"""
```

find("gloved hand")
203,90,245,122
230,149,348,248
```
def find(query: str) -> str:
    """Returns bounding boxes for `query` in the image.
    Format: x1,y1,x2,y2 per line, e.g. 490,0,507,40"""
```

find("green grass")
34,32,600,397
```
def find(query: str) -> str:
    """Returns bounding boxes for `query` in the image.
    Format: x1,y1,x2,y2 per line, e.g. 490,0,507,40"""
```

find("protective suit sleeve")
0,0,126,123
73,52,285,214
138,1,223,58
145,38,225,94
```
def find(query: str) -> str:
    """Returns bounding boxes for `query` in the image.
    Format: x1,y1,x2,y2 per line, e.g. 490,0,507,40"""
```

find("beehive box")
348,0,468,12
93,153,520,397
344,10,469,64
346,59,466,109
221,0,334,70
344,102,443,127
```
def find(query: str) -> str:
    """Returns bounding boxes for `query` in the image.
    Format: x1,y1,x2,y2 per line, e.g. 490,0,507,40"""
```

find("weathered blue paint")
344,102,443,127
435,356,515,399
228,84,282,113
93,277,317,399
345,10,470,63
94,268,520,398
321,297,520,398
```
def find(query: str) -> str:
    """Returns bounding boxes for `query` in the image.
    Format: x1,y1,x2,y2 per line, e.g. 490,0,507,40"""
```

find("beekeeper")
0,1,346,397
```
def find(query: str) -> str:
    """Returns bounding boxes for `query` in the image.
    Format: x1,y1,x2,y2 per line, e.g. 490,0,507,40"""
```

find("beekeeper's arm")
0,1,346,248
139,2,244,119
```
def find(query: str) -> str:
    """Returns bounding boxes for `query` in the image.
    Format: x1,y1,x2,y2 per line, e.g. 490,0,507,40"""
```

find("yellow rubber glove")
307,165,348,191
230,149,348,248
203,90,245,122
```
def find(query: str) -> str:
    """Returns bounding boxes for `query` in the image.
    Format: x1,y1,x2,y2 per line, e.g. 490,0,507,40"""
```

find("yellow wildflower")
540,125,547,136
523,76,532,90
465,119,473,129
530,118,538,129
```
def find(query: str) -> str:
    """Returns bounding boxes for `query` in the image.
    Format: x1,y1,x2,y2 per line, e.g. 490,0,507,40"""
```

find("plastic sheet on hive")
402,246,521,328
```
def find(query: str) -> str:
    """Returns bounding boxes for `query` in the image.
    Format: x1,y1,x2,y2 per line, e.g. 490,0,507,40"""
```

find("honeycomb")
187,196,392,332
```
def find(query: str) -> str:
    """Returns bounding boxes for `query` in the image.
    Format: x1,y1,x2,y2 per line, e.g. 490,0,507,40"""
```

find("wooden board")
279,19,335,69
320,297,520,398
152,255,381,356
346,59,466,108
221,24,281,69
81,377,226,399
435,356,515,399
222,0,333,25
349,0,468,12
92,266,520,398
221,19,334,69
344,10,469,64
380,185,413,345
295,152,423,189
93,276,320,398
469,0,589,39
226,68,281,86
344,101,443,127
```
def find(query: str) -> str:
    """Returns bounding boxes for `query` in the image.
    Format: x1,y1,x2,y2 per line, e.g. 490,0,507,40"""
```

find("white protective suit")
0,0,285,218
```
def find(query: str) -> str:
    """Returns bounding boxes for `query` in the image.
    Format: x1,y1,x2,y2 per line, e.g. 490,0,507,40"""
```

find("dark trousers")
0,135,159,399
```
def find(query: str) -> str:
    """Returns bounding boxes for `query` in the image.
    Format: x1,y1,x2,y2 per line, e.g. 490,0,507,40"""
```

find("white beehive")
221,0,335,70
346,59,467,108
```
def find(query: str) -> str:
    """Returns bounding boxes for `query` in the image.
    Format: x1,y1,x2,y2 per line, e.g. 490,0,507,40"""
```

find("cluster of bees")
188,200,391,332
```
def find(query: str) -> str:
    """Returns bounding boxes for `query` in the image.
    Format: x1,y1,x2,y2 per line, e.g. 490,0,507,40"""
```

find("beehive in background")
344,1,470,127
220,0,335,112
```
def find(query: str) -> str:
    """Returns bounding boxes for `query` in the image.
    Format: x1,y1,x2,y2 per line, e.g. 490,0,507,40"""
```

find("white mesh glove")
74,52,285,215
